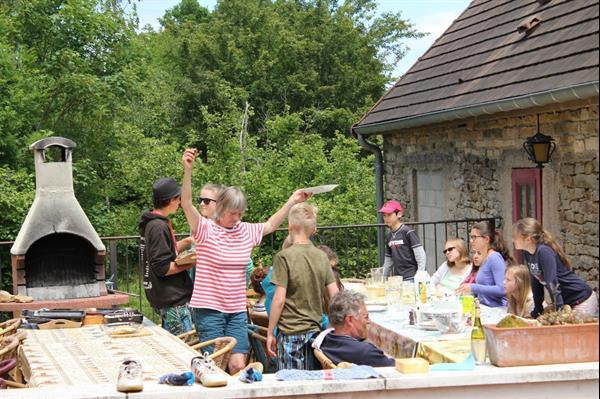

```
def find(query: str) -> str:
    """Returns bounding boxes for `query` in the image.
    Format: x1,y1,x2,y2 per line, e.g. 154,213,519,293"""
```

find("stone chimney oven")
10,137,107,300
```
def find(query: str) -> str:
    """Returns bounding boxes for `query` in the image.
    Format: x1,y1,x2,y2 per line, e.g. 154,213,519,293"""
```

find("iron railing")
0,217,500,321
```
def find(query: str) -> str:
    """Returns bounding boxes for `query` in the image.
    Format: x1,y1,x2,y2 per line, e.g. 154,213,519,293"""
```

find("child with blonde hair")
504,264,534,318
267,203,340,370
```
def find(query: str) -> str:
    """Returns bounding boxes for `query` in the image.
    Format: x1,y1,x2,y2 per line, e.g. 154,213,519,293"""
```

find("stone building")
353,0,599,288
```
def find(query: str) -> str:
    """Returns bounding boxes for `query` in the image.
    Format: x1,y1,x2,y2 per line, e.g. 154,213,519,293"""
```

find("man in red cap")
378,200,426,281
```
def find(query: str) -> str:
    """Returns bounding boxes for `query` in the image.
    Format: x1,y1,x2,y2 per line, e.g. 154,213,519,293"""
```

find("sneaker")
191,352,227,387
116,359,143,393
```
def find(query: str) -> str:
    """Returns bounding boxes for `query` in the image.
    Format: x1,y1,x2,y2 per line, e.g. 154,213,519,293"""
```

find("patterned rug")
20,323,198,387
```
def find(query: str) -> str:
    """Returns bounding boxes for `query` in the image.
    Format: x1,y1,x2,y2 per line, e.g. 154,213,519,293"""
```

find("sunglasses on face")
197,197,216,205
443,247,455,254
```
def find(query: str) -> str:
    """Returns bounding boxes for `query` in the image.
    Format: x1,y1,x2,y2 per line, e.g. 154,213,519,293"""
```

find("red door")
512,168,542,262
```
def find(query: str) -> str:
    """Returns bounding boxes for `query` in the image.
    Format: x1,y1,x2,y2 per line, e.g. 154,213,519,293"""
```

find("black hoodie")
139,211,192,309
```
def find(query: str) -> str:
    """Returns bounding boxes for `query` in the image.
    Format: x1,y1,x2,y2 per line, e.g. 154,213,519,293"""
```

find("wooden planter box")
483,323,599,367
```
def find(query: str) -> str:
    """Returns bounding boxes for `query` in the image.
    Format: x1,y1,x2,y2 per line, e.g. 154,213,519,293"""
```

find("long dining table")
367,305,470,361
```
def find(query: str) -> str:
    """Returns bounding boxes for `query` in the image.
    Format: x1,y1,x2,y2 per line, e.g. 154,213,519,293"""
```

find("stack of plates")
366,304,387,313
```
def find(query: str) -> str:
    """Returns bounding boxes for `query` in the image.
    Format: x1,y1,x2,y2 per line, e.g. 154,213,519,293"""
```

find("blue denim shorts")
192,308,249,354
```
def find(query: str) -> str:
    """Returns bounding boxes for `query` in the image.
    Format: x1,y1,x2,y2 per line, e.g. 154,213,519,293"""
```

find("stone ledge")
0,293,130,313
1,362,597,399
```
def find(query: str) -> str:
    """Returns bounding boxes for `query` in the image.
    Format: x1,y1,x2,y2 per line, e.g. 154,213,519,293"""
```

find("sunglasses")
443,247,455,254
197,197,216,205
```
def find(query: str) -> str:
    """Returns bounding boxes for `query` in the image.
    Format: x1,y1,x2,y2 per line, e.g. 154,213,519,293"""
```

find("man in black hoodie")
139,177,194,335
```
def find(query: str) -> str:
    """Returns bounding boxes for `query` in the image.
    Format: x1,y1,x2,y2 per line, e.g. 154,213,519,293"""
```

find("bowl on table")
421,301,465,333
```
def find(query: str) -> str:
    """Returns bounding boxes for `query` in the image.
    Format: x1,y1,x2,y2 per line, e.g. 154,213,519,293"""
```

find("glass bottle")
470,299,486,364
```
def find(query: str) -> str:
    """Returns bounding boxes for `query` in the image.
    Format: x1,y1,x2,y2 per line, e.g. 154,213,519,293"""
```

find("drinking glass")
401,281,416,305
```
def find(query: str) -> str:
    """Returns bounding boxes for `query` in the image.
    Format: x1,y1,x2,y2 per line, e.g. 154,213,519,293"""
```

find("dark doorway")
511,168,542,262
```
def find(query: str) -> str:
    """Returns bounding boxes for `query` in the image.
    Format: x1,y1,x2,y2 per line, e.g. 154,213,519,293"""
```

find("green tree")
1,0,421,294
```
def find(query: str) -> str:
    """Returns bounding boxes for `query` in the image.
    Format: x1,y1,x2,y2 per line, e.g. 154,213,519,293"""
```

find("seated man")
314,290,395,367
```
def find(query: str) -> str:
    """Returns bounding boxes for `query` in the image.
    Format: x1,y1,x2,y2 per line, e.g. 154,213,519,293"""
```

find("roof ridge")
445,0,532,37
403,2,596,76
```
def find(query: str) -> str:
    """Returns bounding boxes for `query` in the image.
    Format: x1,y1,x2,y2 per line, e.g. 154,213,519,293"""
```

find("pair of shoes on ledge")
117,359,143,393
191,352,228,387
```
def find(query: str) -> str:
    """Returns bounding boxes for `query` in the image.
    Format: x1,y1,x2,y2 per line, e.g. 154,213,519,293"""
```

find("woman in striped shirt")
181,148,311,374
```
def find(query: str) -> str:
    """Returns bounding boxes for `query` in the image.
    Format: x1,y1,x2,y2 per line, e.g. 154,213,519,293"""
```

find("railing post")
377,223,385,268
109,240,118,290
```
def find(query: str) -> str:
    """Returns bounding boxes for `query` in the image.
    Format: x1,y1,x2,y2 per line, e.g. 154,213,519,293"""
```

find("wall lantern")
523,114,556,168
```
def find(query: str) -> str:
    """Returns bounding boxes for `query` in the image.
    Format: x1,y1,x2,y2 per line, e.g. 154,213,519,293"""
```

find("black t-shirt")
320,333,395,367
523,243,592,317
384,224,422,279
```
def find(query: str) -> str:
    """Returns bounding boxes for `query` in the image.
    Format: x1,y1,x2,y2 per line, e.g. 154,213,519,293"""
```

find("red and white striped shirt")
191,217,264,313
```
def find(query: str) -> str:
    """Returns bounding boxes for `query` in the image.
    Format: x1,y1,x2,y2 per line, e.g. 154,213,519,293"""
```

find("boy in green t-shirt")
266,203,339,370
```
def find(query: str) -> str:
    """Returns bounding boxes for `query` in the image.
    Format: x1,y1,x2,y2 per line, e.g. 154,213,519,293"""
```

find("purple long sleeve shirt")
471,251,506,307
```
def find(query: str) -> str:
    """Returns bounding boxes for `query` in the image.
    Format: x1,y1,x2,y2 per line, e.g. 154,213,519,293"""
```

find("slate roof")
354,0,599,134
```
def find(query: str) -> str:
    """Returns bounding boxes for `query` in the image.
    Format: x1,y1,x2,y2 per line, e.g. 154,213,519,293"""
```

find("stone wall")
381,98,599,290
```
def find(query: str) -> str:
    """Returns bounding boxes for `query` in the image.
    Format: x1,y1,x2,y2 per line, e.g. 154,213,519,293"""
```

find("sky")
132,0,471,78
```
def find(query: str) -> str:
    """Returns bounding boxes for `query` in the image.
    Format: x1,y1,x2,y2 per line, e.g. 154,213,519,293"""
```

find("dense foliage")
0,0,423,291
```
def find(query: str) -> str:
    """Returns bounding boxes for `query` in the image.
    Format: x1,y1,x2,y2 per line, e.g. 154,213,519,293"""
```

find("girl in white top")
431,238,472,295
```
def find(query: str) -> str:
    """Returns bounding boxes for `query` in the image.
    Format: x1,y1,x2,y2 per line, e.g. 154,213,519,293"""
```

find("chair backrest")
0,336,19,363
177,329,199,347
191,337,237,371
247,325,277,373
314,348,337,369
0,319,21,339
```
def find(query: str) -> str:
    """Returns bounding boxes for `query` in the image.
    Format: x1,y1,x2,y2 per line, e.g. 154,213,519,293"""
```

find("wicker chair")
191,336,237,371
312,348,359,370
314,348,337,369
177,329,200,347
0,336,19,363
247,308,269,328
0,335,26,389
0,319,21,339
247,324,277,373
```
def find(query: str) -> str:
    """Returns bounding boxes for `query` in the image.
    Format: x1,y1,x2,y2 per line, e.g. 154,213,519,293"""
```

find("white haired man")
313,290,394,367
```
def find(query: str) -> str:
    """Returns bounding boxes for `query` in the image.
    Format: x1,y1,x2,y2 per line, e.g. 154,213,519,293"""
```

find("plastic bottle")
413,270,431,305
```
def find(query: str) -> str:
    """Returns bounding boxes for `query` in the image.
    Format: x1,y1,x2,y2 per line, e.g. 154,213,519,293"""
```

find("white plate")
302,184,338,194
366,305,387,313
417,321,439,331
365,300,387,306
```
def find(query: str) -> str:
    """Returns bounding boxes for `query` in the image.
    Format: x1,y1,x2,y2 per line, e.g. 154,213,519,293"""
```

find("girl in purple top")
457,221,513,307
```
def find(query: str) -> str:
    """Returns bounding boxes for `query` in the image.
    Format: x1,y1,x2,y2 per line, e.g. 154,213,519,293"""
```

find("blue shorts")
192,308,249,354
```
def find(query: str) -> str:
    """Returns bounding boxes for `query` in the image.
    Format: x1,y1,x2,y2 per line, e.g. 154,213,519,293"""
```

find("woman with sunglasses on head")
513,217,597,317
187,184,226,281
457,221,513,307
181,148,311,375
431,239,472,295
197,183,224,219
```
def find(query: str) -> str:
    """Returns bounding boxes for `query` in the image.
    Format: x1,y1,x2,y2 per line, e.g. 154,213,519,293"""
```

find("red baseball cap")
378,200,403,213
